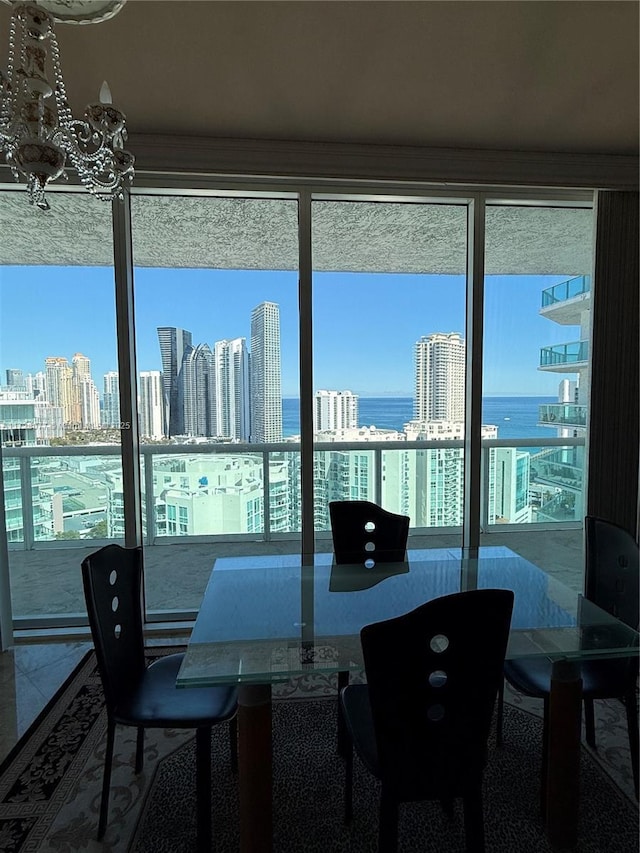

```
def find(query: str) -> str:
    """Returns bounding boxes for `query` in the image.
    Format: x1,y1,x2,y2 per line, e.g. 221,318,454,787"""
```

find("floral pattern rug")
0,649,636,852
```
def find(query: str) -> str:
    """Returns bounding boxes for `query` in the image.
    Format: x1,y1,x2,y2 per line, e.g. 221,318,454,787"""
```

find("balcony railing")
539,340,589,369
2,436,586,551
541,275,591,308
538,403,588,428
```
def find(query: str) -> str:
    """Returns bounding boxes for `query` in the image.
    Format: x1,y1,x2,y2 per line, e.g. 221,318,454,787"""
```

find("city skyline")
0,266,581,397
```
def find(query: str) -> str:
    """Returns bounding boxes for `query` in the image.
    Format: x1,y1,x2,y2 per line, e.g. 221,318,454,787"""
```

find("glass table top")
177,547,639,687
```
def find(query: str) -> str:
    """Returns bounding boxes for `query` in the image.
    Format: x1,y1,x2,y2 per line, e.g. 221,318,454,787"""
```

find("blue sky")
0,266,579,397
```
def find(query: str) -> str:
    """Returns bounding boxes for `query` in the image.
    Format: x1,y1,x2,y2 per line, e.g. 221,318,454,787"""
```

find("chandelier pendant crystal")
0,2,134,210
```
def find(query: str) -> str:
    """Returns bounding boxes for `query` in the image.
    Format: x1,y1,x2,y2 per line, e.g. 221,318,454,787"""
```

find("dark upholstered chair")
329,500,409,566
82,544,238,850
340,589,514,852
498,516,639,799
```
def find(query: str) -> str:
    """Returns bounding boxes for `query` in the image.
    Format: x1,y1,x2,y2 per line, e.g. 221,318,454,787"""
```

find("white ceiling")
0,1,627,271
1,0,638,156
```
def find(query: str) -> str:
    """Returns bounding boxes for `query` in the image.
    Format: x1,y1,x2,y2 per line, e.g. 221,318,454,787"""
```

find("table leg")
238,684,272,853
545,659,582,849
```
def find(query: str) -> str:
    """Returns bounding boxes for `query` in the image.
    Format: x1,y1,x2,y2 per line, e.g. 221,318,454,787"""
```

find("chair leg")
496,678,505,747
540,696,549,819
195,727,212,853
440,797,455,821
229,715,238,772
378,786,398,853
135,726,145,774
623,690,639,799
583,697,596,750
98,718,116,841
344,729,354,824
337,671,349,758
463,789,485,853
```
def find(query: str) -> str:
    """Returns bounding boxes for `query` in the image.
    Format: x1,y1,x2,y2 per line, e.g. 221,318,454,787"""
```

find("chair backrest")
361,588,514,800
81,544,146,711
585,516,639,630
329,500,409,565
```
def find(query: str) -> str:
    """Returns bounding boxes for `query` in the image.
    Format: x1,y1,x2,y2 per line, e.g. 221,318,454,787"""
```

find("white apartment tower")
26,371,47,400
414,333,465,422
250,301,282,442
139,371,164,439
314,390,359,432
214,337,251,441
79,377,101,429
102,371,120,428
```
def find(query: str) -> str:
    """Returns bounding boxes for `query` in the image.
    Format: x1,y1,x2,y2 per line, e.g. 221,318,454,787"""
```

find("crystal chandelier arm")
1,1,134,209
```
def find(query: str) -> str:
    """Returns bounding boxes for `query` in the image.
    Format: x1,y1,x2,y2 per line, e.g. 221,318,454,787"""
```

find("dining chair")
329,500,410,566
497,515,639,799
81,544,238,850
340,588,514,852
330,500,410,756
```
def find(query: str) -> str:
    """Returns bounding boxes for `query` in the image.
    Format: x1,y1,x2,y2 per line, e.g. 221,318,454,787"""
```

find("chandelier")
0,0,134,210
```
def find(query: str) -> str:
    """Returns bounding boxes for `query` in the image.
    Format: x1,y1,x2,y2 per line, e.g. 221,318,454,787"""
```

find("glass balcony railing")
3,436,586,551
541,275,591,308
538,403,588,427
539,340,589,368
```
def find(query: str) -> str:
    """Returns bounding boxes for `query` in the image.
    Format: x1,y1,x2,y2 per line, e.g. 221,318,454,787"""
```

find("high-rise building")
157,326,193,437
0,389,62,541
214,337,250,440
180,343,216,437
79,376,100,429
314,390,359,432
414,333,465,422
536,274,590,522
250,301,282,442
102,371,120,428
26,371,46,399
45,357,74,425
5,368,24,388
71,353,98,428
139,371,164,439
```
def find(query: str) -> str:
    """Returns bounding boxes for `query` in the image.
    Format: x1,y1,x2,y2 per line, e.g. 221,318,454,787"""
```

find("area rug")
0,650,637,852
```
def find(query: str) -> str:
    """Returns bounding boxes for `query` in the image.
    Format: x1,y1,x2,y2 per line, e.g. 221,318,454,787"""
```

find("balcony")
538,403,588,428
3,436,585,626
539,340,589,371
540,275,591,325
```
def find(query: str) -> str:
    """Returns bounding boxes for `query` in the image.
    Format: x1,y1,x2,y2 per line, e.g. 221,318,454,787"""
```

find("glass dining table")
177,546,639,852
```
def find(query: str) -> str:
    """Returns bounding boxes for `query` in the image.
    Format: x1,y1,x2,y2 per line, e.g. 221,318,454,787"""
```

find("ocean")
282,396,556,440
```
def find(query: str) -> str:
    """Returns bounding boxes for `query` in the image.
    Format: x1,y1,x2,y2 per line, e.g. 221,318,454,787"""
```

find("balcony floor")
6,528,584,622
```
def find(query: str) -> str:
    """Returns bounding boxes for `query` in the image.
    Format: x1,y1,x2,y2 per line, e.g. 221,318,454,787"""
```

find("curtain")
587,191,639,538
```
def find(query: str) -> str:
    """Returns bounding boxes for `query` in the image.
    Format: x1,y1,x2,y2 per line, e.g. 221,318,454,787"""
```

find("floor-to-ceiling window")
311,197,468,548
480,201,593,586
0,180,595,634
130,192,300,615
0,188,120,625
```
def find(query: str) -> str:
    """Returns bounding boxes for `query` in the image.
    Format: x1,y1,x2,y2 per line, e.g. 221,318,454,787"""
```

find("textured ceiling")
0,0,638,155
0,190,592,274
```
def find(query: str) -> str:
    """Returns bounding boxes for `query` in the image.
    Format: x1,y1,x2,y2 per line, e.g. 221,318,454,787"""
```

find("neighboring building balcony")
539,340,589,371
538,403,588,428
530,447,584,494
540,275,591,325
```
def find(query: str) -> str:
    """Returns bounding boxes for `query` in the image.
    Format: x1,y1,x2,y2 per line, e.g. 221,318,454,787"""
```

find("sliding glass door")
130,191,300,616
480,201,593,587
0,187,121,626
311,196,469,550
